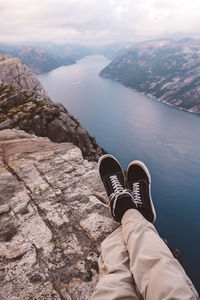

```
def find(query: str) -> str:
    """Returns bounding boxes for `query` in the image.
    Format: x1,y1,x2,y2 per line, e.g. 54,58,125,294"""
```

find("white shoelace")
109,175,124,194
109,175,132,218
132,182,143,206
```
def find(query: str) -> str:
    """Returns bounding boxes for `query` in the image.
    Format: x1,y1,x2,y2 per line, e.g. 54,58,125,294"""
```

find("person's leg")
92,154,140,299
123,160,198,299
121,209,198,300
96,155,198,299
91,227,140,300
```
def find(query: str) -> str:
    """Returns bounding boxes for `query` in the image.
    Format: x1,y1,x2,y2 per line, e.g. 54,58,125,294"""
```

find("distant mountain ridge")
0,44,76,74
100,39,200,113
0,42,133,74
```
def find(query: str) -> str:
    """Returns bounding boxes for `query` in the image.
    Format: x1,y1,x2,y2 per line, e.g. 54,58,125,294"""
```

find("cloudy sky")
1,0,200,45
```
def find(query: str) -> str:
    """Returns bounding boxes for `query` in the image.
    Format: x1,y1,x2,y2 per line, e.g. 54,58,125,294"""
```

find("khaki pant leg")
121,209,199,300
91,227,140,300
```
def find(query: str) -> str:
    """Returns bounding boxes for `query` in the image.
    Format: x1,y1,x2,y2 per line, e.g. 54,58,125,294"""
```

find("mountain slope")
17,47,76,75
100,39,200,113
0,44,76,75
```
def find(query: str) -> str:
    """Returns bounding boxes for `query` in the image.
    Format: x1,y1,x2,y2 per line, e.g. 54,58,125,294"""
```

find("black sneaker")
98,154,136,222
127,160,156,223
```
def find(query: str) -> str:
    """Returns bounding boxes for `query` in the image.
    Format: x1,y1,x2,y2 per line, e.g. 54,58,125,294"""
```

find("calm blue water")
38,55,200,292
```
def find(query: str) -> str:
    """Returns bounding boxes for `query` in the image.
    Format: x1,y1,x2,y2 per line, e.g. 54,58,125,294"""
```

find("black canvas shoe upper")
98,154,136,222
127,161,156,223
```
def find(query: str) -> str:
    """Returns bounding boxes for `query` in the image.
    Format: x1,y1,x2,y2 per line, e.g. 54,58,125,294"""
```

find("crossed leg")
92,155,198,299
92,226,140,300
92,209,198,300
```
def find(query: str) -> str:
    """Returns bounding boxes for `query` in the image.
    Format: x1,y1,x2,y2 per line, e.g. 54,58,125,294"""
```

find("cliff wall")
0,54,47,96
0,54,103,161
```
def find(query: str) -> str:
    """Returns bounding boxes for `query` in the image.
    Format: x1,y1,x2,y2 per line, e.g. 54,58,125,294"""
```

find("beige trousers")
91,209,198,300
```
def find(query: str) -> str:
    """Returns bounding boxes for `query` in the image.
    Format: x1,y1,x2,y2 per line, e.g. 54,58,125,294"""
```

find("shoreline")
100,74,200,115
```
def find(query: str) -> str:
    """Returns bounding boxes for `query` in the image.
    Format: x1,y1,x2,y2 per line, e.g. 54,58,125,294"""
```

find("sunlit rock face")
0,129,117,300
0,54,47,96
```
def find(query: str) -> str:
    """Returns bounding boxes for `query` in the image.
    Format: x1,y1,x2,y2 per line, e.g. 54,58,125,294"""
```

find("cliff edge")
0,129,117,299
0,54,103,161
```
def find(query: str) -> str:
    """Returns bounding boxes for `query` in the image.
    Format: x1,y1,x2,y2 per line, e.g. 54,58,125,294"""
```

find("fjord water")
38,55,200,291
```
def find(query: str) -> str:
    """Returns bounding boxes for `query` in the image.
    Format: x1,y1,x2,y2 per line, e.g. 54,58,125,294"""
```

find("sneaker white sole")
127,160,156,222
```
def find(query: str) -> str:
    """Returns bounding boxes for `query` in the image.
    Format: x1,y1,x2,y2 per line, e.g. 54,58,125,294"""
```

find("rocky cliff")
0,129,116,299
0,53,110,299
0,129,192,299
100,39,200,113
0,54,47,96
0,54,103,161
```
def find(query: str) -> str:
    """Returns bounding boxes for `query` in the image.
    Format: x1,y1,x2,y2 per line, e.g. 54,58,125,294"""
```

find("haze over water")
39,55,200,292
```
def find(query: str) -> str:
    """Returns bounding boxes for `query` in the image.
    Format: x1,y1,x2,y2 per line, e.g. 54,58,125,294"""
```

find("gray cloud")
0,0,200,44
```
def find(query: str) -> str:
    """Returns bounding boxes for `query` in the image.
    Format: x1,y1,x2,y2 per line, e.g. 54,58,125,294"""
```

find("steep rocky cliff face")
0,54,47,96
0,53,110,299
0,129,117,299
100,39,200,113
0,55,103,161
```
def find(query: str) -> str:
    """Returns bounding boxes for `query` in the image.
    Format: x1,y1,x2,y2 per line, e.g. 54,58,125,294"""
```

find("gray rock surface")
0,129,117,299
0,54,47,96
